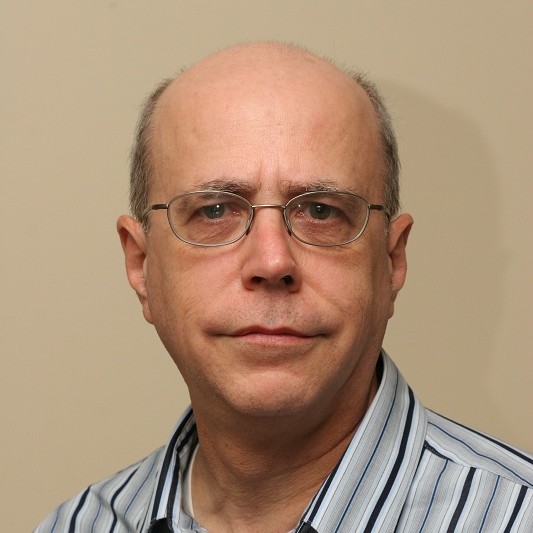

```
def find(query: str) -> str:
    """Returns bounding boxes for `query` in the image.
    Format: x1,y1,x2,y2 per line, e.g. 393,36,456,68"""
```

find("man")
35,42,532,532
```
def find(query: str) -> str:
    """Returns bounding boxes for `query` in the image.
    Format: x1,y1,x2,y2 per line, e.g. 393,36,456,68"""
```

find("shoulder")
396,410,533,531
34,446,166,533
425,410,532,487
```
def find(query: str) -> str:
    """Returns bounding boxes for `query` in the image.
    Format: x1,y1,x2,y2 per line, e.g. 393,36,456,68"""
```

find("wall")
2,1,532,530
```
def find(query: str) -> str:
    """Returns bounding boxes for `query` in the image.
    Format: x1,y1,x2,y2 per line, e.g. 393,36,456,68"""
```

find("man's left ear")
387,213,414,306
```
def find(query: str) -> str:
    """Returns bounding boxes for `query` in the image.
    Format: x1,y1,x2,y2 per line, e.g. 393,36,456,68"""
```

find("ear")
117,215,154,324
386,213,413,316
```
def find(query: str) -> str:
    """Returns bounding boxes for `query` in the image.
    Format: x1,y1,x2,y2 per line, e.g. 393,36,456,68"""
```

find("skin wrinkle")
118,42,412,533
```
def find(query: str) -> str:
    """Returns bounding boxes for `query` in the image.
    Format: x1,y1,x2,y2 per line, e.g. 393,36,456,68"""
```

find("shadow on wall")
382,82,511,438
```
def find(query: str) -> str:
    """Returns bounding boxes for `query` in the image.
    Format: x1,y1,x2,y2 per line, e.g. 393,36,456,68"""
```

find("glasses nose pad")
283,214,293,236
244,210,255,236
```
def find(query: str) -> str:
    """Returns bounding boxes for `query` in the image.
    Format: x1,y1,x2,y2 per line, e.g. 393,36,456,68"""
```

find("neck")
189,370,379,533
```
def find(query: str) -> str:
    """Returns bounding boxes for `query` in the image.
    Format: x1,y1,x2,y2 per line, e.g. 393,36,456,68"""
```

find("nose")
239,206,302,292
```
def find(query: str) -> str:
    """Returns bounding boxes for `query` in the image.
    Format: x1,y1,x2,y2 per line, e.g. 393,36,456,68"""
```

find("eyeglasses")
142,190,388,247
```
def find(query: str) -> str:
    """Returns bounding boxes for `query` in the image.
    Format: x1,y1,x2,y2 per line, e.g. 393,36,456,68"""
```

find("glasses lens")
286,192,369,245
168,191,251,245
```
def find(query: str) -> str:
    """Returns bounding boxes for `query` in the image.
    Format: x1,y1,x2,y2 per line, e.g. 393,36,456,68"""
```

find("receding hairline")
130,42,400,224
159,42,371,111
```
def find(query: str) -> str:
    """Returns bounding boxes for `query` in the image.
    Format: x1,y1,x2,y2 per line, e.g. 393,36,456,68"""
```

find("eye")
306,202,334,220
200,202,227,219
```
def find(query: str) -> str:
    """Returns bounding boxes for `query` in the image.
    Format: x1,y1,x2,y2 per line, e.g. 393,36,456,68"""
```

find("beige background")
2,1,532,530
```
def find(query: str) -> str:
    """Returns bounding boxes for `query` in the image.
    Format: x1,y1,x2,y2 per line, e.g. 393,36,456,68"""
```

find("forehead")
149,46,383,199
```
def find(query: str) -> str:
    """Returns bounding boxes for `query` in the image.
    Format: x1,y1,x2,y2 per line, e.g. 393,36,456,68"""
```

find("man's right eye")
200,203,227,219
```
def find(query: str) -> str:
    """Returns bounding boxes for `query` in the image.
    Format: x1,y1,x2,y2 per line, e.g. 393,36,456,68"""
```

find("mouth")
231,326,318,346
234,326,313,336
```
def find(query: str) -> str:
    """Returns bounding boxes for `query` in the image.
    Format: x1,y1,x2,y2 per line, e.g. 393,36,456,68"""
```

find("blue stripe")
362,387,416,532
89,499,101,533
332,370,400,532
89,468,134,533
418,456,448,532
68,487,90,533
109,467,140,532
478,476,499,532
305,444,348,523
428,422,531,486
503,485,528,533
124,453,159,519
435,415,533,467
47,504,61,533
150,409,194,521
166,423,197,523
446,467,475,532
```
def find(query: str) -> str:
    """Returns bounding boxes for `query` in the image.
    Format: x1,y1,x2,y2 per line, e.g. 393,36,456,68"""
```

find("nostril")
249,275,293,286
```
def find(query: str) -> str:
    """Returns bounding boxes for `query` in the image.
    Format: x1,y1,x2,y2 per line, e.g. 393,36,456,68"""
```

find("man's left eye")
306,203,334,220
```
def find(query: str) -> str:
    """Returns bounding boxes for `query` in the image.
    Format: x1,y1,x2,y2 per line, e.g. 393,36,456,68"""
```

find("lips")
233,326,313,337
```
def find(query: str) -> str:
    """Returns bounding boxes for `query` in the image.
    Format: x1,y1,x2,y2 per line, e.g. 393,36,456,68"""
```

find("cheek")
145,247,236,345
144,246,189,348
308,246,391,329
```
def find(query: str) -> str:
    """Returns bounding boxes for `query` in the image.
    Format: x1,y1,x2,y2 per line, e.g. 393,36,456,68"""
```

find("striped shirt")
34,352,533,532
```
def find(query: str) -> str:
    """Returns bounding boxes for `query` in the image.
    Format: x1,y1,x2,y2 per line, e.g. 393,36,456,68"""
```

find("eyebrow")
193,178,355,197
284,179,367,198
194,178,258,196
294,180,343,193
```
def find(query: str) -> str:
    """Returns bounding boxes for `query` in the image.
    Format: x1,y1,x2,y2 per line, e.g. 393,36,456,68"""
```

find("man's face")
119,47,411,423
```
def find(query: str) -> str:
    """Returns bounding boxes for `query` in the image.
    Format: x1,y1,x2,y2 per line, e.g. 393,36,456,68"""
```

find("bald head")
130,42,399,225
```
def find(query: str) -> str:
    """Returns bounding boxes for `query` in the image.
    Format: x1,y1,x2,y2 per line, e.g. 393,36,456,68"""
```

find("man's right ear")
117,215,154,324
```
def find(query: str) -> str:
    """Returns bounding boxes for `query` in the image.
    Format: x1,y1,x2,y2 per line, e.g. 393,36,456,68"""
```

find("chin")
237,395,308,418
222,371,325,419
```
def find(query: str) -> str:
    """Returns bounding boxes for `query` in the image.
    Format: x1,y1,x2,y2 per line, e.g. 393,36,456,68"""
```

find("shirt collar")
301,351,427,532
145,351,427,532
146,408,198,532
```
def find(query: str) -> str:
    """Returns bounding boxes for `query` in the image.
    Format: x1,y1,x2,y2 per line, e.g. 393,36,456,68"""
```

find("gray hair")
129,77,173,226
129,57,400,226
344,69,400,219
